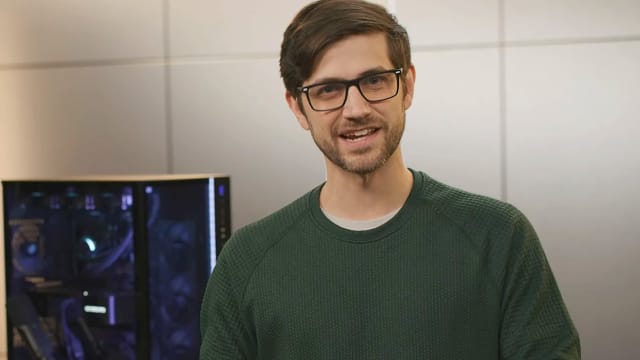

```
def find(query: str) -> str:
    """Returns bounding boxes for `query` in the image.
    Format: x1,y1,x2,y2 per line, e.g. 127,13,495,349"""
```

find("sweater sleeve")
498,213,581,359
199,251,252,360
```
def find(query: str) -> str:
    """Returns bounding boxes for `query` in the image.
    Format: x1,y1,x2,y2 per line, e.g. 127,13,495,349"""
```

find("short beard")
310,113,405,176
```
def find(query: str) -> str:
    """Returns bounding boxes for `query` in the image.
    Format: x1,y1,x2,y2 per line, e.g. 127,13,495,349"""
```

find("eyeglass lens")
307,71,399,111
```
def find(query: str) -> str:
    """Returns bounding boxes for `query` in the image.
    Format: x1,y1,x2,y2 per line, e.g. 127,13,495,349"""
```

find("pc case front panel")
145,179,207,359
143,176,230,359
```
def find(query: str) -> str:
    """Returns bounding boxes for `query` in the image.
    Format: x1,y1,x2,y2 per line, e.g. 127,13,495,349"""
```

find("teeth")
343,128,375,140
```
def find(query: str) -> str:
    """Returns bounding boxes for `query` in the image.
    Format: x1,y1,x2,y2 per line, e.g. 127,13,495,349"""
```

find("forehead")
308,32,393,83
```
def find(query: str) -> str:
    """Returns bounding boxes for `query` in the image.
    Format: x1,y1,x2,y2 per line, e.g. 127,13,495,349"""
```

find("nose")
342,84,371,119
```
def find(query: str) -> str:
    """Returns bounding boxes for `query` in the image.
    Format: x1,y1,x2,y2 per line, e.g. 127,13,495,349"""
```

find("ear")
285,91,310,130
402,65,416,111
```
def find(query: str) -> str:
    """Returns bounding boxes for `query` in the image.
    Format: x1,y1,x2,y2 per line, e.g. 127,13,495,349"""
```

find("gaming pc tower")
2,175,231,359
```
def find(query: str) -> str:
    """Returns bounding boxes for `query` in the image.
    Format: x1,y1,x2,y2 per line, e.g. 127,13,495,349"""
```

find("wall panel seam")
163,0,174,174
2,35,640,71
499,0,508,202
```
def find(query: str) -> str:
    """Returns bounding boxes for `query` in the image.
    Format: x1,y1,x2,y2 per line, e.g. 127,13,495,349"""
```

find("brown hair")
280,0,411,97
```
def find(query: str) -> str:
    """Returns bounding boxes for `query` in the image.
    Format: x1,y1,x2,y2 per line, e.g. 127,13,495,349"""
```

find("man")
200,0,581,359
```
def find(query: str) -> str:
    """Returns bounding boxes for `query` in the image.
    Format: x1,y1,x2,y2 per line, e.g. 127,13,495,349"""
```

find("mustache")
336,114,383,130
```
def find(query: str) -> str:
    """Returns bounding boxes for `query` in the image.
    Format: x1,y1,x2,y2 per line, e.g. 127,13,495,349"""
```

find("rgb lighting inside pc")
3,176,230,359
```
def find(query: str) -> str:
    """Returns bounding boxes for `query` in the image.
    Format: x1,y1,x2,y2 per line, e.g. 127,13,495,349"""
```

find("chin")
340,156,388,175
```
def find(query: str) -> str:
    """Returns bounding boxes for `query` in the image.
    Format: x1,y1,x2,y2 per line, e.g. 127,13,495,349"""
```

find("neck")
320,149,413,220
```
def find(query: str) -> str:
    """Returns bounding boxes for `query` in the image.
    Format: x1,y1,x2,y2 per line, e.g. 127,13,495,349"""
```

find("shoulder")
413,170,529,237
411,170,548,297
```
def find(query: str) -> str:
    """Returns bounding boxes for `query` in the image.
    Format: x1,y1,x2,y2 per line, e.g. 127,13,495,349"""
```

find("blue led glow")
83,237,97,252
218,184,225,197
26,243,38,256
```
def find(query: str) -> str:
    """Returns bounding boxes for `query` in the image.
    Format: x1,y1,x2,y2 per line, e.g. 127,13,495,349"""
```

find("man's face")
287,32,415,176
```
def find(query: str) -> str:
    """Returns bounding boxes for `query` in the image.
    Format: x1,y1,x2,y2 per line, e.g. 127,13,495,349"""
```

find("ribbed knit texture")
200,170,580,359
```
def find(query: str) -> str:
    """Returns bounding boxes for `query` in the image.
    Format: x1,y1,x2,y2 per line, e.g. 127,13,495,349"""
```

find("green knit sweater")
200,170,580,359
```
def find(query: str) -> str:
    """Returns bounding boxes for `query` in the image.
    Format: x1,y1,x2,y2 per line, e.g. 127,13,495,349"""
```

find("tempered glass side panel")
3,181,137,359
144,179,212,360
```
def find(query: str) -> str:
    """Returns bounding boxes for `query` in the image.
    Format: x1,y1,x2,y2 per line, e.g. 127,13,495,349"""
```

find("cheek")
381,99,406,119
309,112,340,132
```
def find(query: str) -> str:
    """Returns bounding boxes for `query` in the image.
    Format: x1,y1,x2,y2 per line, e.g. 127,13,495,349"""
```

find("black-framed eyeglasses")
297,68,403,112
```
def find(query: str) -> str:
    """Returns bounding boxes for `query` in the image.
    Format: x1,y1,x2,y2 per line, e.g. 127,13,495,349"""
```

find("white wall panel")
0,0,164,64
0,65,168,178
170,59,325,230
404,48,501,199
396,0,499,46
506,42,640,359
505,0,640,41
169,0,312,56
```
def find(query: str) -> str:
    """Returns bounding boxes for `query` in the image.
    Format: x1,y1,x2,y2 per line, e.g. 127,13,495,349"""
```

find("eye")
311,83,344,98
361,74,389,88
364,75,382,85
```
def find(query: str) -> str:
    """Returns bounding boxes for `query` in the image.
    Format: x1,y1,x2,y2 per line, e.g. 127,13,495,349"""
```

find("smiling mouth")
340,128,379,142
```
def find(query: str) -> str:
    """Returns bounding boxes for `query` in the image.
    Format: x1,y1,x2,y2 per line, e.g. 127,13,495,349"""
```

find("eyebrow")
306,66,390,87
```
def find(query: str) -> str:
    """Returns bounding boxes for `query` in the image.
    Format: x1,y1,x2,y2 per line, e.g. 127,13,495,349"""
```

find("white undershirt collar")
320,207,402,231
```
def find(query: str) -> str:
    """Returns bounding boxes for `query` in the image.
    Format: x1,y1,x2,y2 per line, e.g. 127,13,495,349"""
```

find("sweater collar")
308,169,424,243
